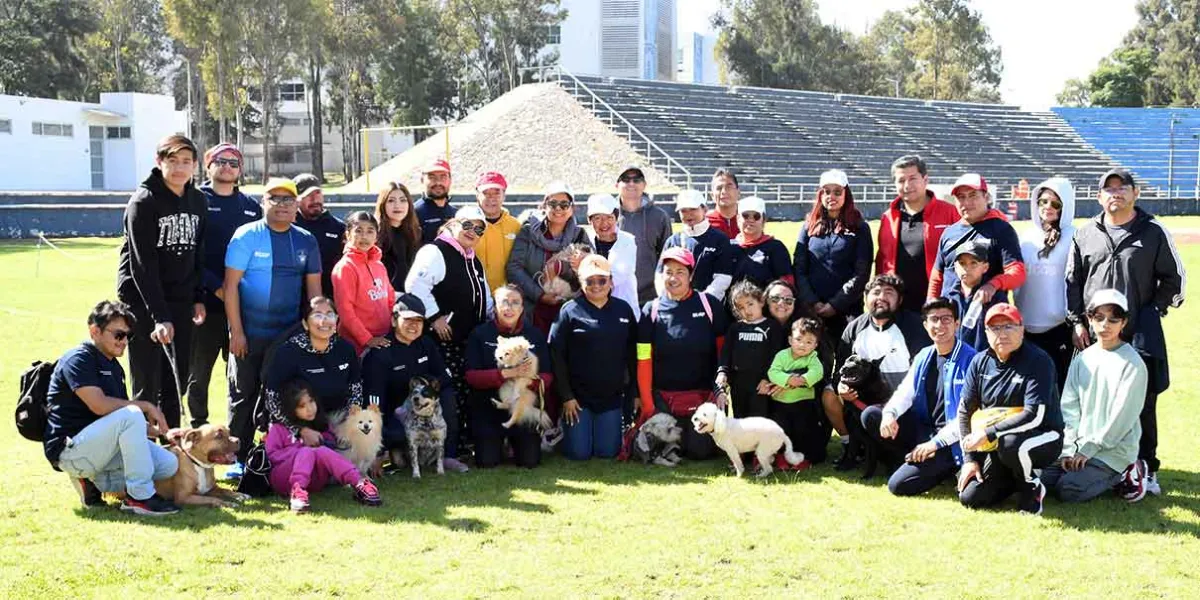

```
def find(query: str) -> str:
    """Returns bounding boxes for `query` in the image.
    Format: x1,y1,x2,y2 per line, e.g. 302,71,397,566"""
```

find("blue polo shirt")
43,342,128,464
225,221,322,341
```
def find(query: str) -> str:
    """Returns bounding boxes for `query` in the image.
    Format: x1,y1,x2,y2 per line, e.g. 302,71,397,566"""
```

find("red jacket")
875,192,959,277
332,245,395,354
705,208,739,240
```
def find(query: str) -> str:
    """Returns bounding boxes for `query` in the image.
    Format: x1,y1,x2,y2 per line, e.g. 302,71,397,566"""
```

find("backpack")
15,360,57,442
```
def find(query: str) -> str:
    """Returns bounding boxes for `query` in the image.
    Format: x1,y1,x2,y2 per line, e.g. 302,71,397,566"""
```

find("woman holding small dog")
550,255,639,460
506,182,593,333
465,285,554,468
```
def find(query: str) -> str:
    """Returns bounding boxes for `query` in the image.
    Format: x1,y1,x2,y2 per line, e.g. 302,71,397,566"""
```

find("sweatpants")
126,301,194,429
472,398,541,468
959,429,1063,509
861,406,958,495
1041,459,1123,503
769,399,827,464
562,405,622,461
227,337,270,463
1024,323,1073,394
186,307,228,428
268,445,361,496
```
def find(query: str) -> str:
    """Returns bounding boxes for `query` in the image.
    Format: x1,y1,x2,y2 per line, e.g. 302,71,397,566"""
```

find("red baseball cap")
984,303,1023,325
658,247,695,271
475,171,507,192
422,158,451,175
951,173,988,197
203,143,242,167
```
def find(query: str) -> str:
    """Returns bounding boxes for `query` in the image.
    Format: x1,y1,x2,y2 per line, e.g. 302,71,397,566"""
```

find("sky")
677,0,1140,110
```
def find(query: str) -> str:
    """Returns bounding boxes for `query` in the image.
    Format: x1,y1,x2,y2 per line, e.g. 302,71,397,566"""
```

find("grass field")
2,220,1199,598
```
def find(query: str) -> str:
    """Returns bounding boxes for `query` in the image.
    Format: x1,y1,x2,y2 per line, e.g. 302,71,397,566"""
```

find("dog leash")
161,341,191,427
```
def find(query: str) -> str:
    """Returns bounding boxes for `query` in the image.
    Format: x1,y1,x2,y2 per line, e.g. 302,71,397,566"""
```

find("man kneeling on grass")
44,300,181,516
1042,289,1150,503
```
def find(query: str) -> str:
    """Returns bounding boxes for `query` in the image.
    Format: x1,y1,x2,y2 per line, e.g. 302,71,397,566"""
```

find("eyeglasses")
619,176,645,184
213,158,241,168
499,299,523,309
741,212,763,222
1037,197,1062,209
924,315,955,325
1103,185,1130,195
985,323,1021,335
106,328,130,341
1088,314,1125,325
309,312,338,323
768,295,795,306
461,221,486,236
545,200,573,210
266,195,297,205
585,276,610,287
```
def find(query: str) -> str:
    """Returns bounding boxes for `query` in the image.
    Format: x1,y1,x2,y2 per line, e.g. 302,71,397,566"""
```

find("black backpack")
15,360,57,442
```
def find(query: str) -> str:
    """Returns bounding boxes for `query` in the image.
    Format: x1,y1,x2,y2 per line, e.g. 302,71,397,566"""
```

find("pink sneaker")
289,483,310,513
353,478,382,507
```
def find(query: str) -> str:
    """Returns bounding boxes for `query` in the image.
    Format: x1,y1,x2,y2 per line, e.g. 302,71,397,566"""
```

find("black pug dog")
836,354,889,479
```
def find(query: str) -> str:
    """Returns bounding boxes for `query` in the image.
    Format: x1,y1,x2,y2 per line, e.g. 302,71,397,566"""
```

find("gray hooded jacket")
618,193,674,306
1014,177,1077,333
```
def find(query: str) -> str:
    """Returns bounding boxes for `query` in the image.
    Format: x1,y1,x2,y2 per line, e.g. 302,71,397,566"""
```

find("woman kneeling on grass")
265,379,380,513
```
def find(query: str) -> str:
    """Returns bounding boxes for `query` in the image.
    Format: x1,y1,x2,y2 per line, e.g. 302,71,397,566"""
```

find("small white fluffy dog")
691,403,805,477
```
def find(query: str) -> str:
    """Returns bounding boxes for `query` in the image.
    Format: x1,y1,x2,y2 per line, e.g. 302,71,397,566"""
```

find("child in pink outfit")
265,380,382,512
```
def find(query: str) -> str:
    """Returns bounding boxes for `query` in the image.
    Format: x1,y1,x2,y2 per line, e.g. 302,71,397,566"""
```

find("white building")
555,0,677,80
677,33,719,84
0,93,186,191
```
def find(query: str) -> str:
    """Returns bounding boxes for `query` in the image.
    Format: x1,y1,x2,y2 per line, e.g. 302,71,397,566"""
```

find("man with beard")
823,274,927,469
415,159,455,244
187,143,261,428
293,173,344,299
706,168,741,239
615,165,673,306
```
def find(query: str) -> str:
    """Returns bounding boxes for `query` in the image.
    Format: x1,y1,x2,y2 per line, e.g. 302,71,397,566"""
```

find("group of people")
39,135,1185,518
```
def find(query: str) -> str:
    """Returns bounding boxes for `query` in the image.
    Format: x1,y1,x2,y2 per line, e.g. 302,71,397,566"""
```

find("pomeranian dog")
333,403,383,476
537,243,591,301
401,376,448,478
493,336,552,430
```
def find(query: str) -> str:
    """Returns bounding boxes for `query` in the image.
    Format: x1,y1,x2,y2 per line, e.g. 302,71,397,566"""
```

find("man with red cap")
474,171,521,292
414,158,455,244
927,173,1025,305
956,302,1063,516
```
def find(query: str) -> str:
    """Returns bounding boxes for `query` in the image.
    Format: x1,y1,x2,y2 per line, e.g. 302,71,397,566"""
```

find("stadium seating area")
1053,107,1200,197
565,75,1123,198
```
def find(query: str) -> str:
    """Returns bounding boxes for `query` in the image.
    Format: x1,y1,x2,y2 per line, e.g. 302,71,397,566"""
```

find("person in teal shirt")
766,318,825,467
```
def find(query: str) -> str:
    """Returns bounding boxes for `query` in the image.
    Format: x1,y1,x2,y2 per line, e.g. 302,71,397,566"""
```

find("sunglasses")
1037,197,1063,209
106,328,130,341
619,176,645,184
461,221,486,236
741,212,763,222
266,195,297,205
1088,314,1125,325
545,200,573,210
213,158,241,168
585,276,610,287
768,295,795,306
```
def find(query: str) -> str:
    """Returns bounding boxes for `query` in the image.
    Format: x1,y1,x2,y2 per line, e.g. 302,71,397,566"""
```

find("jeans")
1041,459,1123,503
56,405,179,500
186,306,228,428
562,406,623,461
227,337,270,463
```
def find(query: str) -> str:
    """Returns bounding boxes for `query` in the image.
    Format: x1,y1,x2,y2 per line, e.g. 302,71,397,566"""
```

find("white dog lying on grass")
691,403,805,477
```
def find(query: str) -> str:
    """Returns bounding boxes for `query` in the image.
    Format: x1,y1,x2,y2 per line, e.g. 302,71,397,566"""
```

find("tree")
1088,47,1155,107
242,0,309,181
902,0,1002,102
78,0,172,99
162,0,247,143
1056,78,1091,107
0,0,98,99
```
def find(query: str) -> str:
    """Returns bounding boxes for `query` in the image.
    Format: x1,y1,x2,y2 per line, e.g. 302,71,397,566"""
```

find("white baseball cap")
675,189,706,211
543,181,574,200
455,205,487,222
739,196,766,216
586,193,619,217
819,169,849,188
1087,289,1130,313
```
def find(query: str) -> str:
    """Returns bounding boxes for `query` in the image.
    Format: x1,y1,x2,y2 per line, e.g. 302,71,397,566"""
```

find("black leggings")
769,400,828,464
471,397,541,468
959,429,1063,509
1023,323,1074,394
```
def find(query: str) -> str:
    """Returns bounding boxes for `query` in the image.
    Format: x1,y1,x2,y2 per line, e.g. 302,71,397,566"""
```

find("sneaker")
442,457,470,473
790,459,813,472
1146,470,1162,496
120,494,180,516
1018,481,1046,516
773,454,789,472
223,461,245,481
290,483,310,513
353,478,382,507
1117,460,1147,503
70,477,105,508
833,447,858,472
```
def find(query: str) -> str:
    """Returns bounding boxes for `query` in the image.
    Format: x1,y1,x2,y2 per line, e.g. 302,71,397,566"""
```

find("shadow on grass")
1042,468,1200,537
74,499,285,531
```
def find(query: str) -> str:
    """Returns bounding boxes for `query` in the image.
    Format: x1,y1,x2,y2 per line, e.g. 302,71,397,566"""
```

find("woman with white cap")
658,189,734,302
585,193,640,317
793,169,874,341
550,255,640,460
405,204,495,460
506,181,593,333
729,195,792,289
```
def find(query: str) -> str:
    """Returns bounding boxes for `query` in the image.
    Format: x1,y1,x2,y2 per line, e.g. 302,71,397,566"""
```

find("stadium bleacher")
1053,107,1200,197
565,75,1124,198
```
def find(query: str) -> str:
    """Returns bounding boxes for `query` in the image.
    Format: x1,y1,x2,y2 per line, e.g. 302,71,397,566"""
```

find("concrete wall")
557,0,603,75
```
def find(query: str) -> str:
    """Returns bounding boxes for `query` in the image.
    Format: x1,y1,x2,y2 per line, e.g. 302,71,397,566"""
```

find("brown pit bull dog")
154,424,250,508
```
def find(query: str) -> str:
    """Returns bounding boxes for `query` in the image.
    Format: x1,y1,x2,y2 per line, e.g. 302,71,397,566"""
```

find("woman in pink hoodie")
332,211,396,354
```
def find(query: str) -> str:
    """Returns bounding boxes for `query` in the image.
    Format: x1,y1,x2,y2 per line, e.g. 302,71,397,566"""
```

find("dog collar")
181,447,218,470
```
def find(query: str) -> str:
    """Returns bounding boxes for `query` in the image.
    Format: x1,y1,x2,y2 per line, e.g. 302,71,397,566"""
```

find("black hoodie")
116,168,207,323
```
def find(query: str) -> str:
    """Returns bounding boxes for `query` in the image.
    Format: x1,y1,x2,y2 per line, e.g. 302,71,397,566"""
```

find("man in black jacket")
294,173,344,299
116,135,207,429
1065,168,1186,496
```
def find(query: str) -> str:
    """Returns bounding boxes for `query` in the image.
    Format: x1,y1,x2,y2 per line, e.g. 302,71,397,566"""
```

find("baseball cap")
586,193,619,217
617,165,645,182
1086,289,1130,313
1098,168,1136,189
455,205,487,222
293,173,321,199
203,143,242,167
951,173,989,197
263,177,298,197
819,169,849,188
739,196,766,216
422,158,451,175
392,293,427,320
675,189,706,211
475,171,508,192
984,303,1023,326
543,181,574,200
954,239,990,262
578,254,612,280
659,247,695,270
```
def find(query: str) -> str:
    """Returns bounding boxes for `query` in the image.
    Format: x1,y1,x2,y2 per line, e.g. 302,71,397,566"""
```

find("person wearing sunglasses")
615,164,673,306
657,189,733,302
117,135,208,434
956,303,1063,516
1065,168,1185,497
188,143,261,430
45,300,181,516
1044,289,1149,504
1013,177,1076,393
730,196,791,291
506,181,593,333
549,255,640,460
223,177,323,477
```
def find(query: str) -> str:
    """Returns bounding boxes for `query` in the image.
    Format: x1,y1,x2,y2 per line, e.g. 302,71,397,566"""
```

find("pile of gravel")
345,84,679,196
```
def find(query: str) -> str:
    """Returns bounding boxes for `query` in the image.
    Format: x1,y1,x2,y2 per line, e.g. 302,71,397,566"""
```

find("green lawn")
2,222,1199,598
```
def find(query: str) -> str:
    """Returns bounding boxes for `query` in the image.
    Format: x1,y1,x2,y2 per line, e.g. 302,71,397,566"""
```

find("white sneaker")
1145,471,1162,496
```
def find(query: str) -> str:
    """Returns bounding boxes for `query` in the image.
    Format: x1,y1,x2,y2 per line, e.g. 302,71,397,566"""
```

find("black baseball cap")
954,239,989,262
617,165,645,182
393,293,427,320
1098,168,1136,189
293,173,322,199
